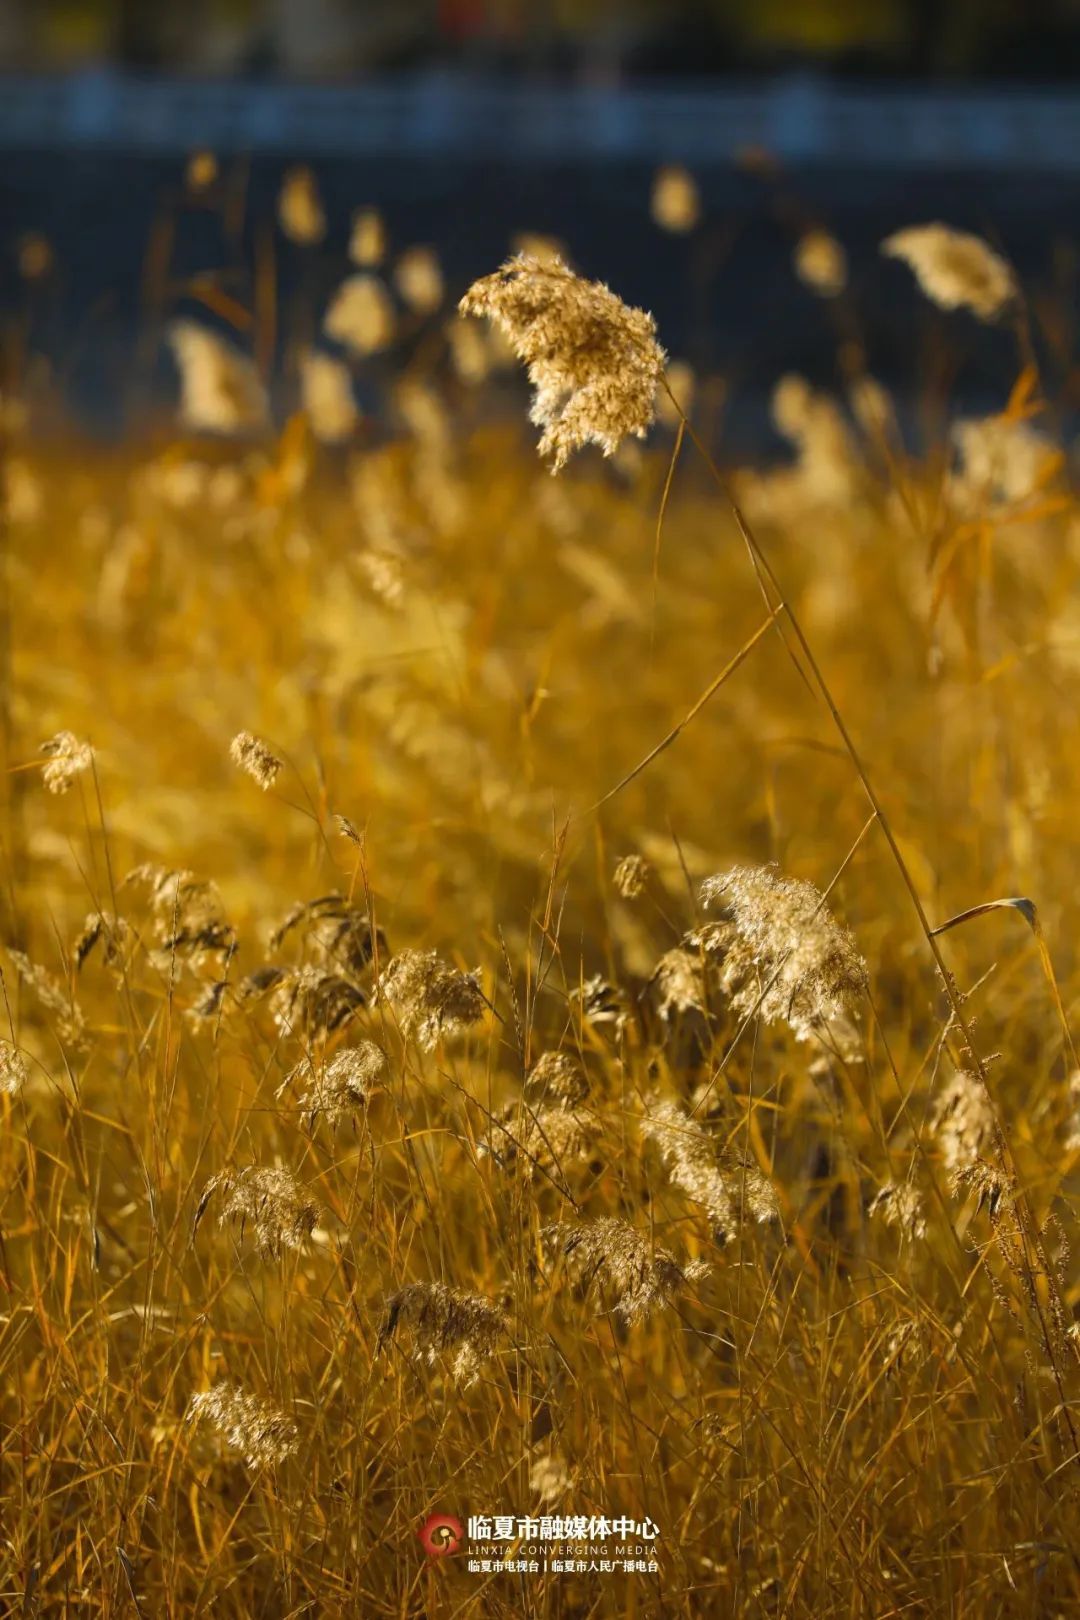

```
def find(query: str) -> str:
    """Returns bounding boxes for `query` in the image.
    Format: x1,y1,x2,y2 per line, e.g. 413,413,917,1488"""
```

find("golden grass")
4,215,1080,1617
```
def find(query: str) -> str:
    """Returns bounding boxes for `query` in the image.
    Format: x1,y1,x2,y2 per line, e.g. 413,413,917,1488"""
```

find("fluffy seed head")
186,150,217,191
377,948,485,1049
324,275,396,355
197,1166,321,1258
527,1050,588,1105
700,863,868,1042
545,1216,709,1324
5,948,88,1050
613,853,651,900
642,1097,779,1240
169,321,268,435
459,254,666,472
446,314,492,385
950,413,1059,514
40,731,94,795
484,1098,591,1177
185,1382,298,1468
794,229,847,297
278,165,325,245
349,208,385,267
511,232,566,269
356,546,407,608
124,864,232,965
230,730,282,790
649,947,708,1022
571,974,630,1032
882,224,1016,321
394,246,444,314
0,1039,28,1096
765,374,859,511
931,1069,996,1175
269,893,385,976
289,1041,387,1128
656,359,695,427
651,165,700,233
530,1450,572,1504
73,910,130,972
378,1281,506,1387
868,1180,927,1242
300,351,359,445
268,967,365,1040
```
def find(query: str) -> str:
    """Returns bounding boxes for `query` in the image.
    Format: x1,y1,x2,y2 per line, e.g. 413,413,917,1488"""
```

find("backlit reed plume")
5,948,87,1049
270,892,385,977
445,314,492,384
196,1166,321,1258
766,373,859,509
794,229,847,297
287,1041,387,1128
882,224,1016,320
278,165,326,245
529,1450,573,1504
377,948,485,1050
613,853,651,900
395,377,451,451
571,973,631,1032
300,351,359,444
268,967,365,1039
931,1069,996,1178
378,1281,506,1387
648,948,708,1022
459,254,666,471
356,546,407,608
642,1096,779,1240
700,863,868,1043
950,413,1058,515
484,1094,592,1177
73,910,130,972
512,232,567,268
3,459,41,523
186,150,217,191
527,1050,589,1106
544,1216,709,1324
169,321,268,435
651,165,700,233
0,1039,28,1096
868,1180,927,1242
124,863,234,963
185,1382,299,1469
230,730,283,790
349,207,385,267
40,731,94,795
324,274,396,355
394,246,443,314
656,358,695,427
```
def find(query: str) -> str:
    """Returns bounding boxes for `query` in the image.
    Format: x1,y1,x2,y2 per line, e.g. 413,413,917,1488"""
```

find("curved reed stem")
664,377,1079,1451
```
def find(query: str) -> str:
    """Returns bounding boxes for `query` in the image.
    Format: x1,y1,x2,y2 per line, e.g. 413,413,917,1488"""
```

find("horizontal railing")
0,69,1076,168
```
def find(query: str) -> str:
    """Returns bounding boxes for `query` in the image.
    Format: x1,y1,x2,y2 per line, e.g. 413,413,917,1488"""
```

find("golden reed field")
4,162,1080,1616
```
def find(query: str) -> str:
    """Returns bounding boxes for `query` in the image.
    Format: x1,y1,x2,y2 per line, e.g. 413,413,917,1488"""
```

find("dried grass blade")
931,895,1079,1069
588,608,780,814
